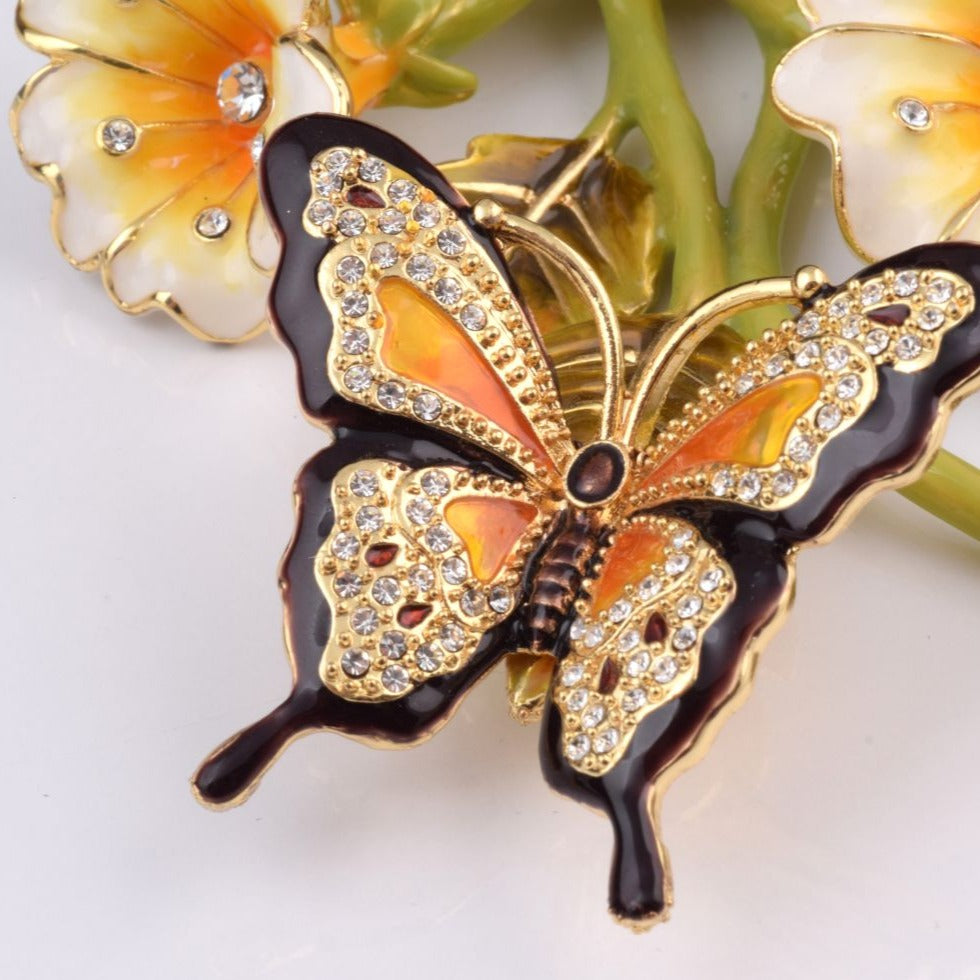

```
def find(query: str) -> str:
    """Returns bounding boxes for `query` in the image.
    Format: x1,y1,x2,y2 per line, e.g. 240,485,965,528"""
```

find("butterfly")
193,113,980,930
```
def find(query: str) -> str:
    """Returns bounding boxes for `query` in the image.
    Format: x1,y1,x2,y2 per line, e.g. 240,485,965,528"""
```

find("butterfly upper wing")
537,243,980,927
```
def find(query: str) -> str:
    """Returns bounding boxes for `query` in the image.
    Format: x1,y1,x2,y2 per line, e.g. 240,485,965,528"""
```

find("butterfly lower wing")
194,421,549,808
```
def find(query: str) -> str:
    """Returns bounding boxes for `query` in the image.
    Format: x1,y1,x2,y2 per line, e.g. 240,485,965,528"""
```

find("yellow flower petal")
802,0,980,45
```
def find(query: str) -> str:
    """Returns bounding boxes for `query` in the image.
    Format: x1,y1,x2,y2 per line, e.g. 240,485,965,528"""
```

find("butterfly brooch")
193,114,980,931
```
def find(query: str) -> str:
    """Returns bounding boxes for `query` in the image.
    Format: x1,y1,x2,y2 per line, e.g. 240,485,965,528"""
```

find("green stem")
900,450,980,544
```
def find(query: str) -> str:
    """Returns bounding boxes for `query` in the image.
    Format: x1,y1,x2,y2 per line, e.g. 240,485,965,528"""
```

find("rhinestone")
406,254,435,281
370,242,399,268
195,207,231,239
406,498,435,525
593,728,620,754
842,315,863,339
101,117,137,155
699,567,724,593
638,577,661,601
823,345,849,372
765,355,785,378
734,374,755,395
673,626,697,651
617,629,640,652
441,557,467,584
864,328,890,355
861,281,884,306
566,734,591,762
334,571,363,598
340,648,371,678
737,471,762,501
378,208,407,235
381,664,410,693
926,278,954,304
672,527,694,547
569,617,586,640
351,606,379,635
433,277,463,307
567,689,589,711
337,256,366,283
324,149,350,174
828,298,850,320
787,432,816,463
332,532,359,559
314,171,342,195
627,650,651,677
772,470,797,497
408,564,435,592
413,392,442,421
796,312,821,338
425,523,453,552
216,61,267,122
653,654,680,683
349,470,379,497
358,156,386,182
250,132,265,165
372,576,401,606
459,304,487,331
711,468,734,496
794,341,820,368
377,381,406,409
379,631,407,659
488,587,512,614
421,471,451,497
836,374,862,400
337,210,366,237
343,365,372,393
340,292,368,317
896,333,923,360
816,404,842,431
894,270,919,297
897,97,931,130
355,505,383,533
307,200,335,227
676,594,703,618
665,552,691,576
440,621,466,653
583,623,605,648
416,643,443,672
608,599,633,624
623,689,647,712
437,228,466,257
388,179,417,203
918,307,945,332
581,705,606,729
341,328,369,354
561,664,584,686
413,202,440,228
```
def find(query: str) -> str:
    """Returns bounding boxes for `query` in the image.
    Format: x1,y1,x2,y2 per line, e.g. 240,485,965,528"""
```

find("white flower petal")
802,0,980,43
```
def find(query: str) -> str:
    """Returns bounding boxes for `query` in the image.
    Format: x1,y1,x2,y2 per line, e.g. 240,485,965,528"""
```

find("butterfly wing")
538,243,980,927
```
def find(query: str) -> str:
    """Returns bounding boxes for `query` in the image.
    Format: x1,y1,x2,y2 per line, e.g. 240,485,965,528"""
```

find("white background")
3,2,980,978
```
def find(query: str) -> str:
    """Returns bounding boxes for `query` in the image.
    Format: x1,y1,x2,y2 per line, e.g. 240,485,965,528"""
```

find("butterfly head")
564,441,629,509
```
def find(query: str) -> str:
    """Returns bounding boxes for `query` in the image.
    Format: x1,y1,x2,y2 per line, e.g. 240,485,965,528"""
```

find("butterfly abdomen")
525,509,598,653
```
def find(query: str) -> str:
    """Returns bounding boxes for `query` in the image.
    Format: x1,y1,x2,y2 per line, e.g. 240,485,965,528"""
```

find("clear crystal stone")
581,705,606,729
371,576,401,605
816,404,842,431
665,552,691,576
341,292,369,318
196,207,231,239
772,469,797,497
416,643,443,672
828,298,850,320
676,594,702,619
381,664,410,693
440,621,466,653
627,650,651,677
370,242,399,268
653,654,680,683
638,576,661,601
566,734,591,762
332,532,359,559
358,156,386,183
355,505,383,533
406,498,435,525
623,689,647,712
617,629,640,652
583,623,605,648
341,648,371,678
861,281,884,306
794,341,820,368
569,617,586,640
894,270,919,297
413,202,440,228
307,200,335,227
341,329,369,355
437,228,466,256
561,664,584,686
101,117,137,154
734,374,755,395
488,587,512,614
377,381,406,409
699,567,724,593
350,606,379,635
567,688,589,711
216,61,267,122
324,149,350,175
926,278,954,304
421,471,451,497
737,471,762,501
787,432,816,463
897,97,931,130
314,171,342,196
836,374,862,400
425,523,453,552
349,470,378,497
896,334,923,360
864,328,890,355
823,345,849,372
334,571,362,598
765,355,785,378
388,179,417,203
380,631,406,659
441,557,467,584
343,365,372,393
711,468,734,496
433,277,463,306
408,564,435,592
337,210,366,237
593,728,620,754
406,254,435,281
842,315,864,339
796,312,820,338
337,256,366,284
672,626,697,651
250,132,265,165
918,307,945,331
459,304,487,331
413,392,442,420
608,599,633,624
378,208,407,235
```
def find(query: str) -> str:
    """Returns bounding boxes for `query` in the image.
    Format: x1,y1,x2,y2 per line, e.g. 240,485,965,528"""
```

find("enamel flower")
772,1,980,260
